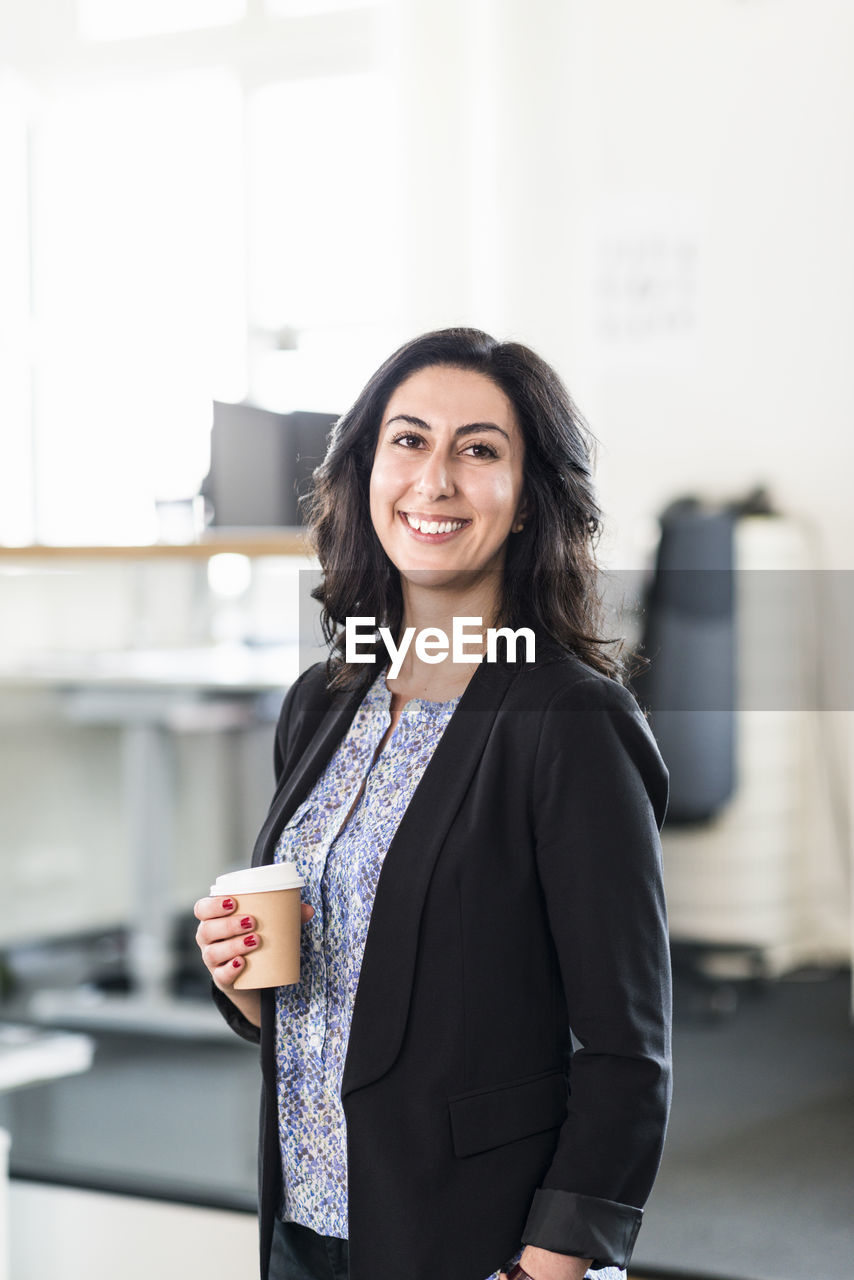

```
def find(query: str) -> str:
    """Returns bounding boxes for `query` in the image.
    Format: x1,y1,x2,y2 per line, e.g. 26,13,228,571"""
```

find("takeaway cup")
210,863,305,990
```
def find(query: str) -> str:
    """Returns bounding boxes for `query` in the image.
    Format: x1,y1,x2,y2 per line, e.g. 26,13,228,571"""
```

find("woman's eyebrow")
385,414,510,442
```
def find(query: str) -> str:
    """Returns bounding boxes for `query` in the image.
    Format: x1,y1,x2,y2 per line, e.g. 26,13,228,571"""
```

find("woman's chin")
389,557,507,596
396,565,467,590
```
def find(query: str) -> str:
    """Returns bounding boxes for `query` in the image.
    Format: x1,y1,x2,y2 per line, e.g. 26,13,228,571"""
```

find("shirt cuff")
521,1189,643,1270
210,979,261,1045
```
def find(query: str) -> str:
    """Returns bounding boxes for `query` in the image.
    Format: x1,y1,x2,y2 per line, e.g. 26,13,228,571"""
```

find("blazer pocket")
448,1069,567,1159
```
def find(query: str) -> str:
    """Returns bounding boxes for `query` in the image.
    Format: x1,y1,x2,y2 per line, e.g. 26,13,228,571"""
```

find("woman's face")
369,364,527,591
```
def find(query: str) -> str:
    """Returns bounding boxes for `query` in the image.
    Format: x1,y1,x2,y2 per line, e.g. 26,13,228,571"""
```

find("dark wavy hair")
302,327,641,692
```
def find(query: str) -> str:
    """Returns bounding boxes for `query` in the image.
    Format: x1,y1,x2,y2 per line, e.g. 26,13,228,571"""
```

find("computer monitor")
203,402,337,527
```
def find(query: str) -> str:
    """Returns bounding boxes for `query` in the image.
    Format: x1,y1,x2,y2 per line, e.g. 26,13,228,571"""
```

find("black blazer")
213,634,672,1280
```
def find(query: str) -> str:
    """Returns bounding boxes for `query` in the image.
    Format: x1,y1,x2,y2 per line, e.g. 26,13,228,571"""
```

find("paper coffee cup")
210,863,306,990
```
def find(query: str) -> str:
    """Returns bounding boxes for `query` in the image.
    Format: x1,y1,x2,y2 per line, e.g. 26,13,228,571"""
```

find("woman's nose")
413,451,454,500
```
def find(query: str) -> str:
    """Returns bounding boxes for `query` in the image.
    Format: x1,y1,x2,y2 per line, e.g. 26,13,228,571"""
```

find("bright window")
246,72,400,412
30,71,246,543
265,0,378,15
3,5,397,542
0,73,34,545
78,0,247,42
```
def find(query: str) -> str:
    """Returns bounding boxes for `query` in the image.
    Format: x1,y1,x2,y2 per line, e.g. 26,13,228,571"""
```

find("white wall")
392,0,854,574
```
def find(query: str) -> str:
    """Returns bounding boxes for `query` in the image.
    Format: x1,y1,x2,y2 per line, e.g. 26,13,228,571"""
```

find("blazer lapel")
341,653,521,1099
250,682,366,866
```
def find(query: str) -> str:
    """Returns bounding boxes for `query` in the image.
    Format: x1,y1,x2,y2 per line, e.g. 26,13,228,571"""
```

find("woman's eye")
388,433,497,458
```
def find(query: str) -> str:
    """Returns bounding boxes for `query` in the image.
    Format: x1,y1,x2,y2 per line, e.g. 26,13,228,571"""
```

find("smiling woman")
196,328,671,1280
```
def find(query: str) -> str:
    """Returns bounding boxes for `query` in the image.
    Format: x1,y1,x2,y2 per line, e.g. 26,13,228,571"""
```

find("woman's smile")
397,510,473,542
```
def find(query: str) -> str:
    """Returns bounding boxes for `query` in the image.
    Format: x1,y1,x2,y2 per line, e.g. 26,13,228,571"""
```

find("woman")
194,329,671,1280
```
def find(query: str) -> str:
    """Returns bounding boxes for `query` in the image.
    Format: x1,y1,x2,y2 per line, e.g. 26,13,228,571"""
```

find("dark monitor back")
204,402,336,527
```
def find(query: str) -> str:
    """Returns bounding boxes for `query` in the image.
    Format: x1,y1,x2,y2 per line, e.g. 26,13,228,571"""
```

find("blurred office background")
0,2,853,1278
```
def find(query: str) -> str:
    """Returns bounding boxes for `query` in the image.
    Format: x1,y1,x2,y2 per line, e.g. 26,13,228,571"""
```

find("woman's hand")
194,893,315,1031
193,894,315,990
499,1246,593,1280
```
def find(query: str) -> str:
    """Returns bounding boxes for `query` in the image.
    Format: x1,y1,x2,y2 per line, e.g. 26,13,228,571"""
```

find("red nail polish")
240,917,252,929
222,898,235,912
232,958,242,968
244,935,258,948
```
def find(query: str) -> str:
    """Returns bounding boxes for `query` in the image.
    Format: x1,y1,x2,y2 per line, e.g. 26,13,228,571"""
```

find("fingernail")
222,898,235,912
244,935,258,948
240,917,252,929
232,958,242,968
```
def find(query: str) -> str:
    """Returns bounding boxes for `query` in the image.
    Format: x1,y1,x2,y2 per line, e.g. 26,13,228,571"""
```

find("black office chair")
631,488,777,1018
631,494,738,824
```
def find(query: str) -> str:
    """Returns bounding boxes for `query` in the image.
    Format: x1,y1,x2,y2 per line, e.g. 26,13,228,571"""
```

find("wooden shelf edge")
0,532,313,560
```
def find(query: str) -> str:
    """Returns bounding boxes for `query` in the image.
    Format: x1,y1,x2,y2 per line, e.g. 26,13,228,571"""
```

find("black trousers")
269,1218,349,1280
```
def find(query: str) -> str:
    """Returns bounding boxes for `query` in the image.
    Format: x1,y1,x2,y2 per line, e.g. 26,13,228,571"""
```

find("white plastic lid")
210,863,305,896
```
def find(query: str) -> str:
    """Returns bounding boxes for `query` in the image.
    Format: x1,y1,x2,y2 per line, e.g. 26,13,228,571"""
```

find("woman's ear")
511,496,530,534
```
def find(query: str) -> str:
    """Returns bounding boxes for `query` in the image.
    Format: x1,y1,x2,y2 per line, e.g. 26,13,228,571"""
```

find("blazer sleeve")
522,675,672,1270
209,667,313,1046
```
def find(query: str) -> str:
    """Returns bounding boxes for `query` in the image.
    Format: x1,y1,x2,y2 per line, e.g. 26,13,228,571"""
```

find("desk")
0,1024,94,1094
0,645,303,1036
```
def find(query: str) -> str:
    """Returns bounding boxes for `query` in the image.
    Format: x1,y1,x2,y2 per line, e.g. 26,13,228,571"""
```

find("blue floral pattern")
273,668,460,1238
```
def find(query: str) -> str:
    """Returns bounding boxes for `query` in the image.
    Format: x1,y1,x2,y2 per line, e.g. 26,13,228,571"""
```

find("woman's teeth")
405,514,467,535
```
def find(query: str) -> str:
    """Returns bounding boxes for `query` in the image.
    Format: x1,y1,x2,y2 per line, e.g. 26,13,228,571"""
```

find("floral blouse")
272,666,623,1280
